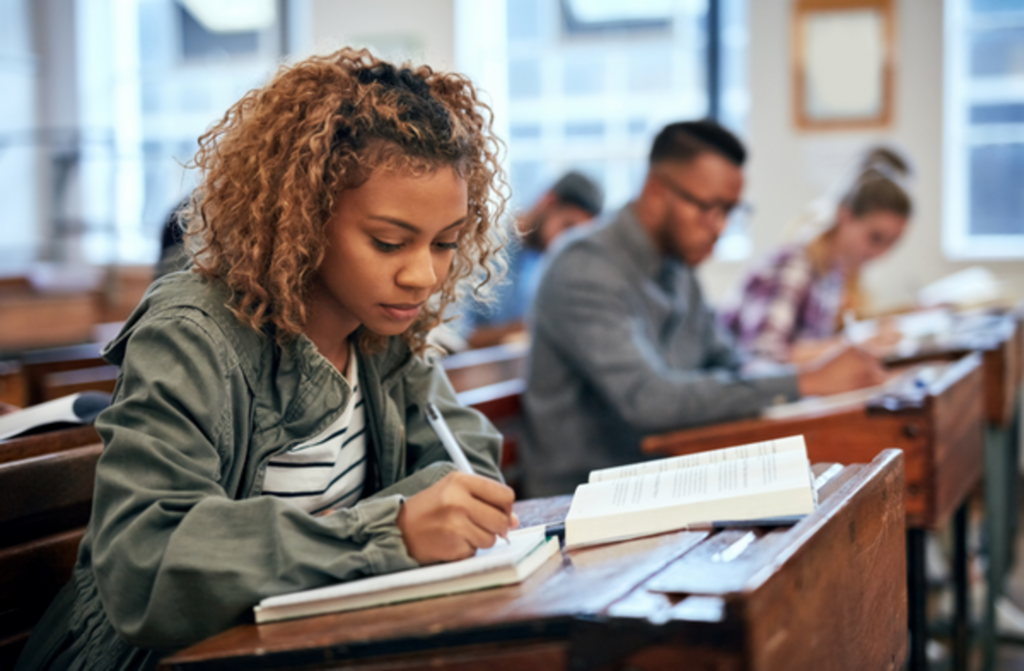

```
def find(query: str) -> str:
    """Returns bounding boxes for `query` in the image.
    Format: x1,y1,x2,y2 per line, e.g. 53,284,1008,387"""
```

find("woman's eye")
434,240,459,251
372,238,402,252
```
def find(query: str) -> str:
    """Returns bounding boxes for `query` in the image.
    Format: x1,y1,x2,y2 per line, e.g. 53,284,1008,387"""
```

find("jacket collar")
610,203,679,283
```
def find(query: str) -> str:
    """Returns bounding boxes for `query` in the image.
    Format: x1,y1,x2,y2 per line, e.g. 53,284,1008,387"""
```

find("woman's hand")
397,472,518,564
797,344,887,397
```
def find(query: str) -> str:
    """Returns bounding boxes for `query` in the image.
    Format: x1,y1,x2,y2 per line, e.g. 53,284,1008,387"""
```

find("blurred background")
0,0,1022,346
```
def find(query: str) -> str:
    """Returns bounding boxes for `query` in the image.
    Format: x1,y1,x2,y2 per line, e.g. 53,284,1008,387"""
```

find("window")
503,0,750,260
0,0,286,267
944,0,1024,258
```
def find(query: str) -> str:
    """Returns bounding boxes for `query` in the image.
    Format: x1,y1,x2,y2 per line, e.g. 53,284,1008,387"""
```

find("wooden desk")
876,310,1022,668
642,355,985,671
443,341,528,394
0,425,100,464
880,310,1020,428
161,451,906,671
646,355,982,531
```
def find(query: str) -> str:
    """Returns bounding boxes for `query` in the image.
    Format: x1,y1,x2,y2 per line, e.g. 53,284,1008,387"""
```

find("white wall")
700,0,1024,311
309,0,455,69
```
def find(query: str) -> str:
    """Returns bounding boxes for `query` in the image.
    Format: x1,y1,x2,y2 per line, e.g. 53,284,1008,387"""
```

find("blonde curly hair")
185,48,509,354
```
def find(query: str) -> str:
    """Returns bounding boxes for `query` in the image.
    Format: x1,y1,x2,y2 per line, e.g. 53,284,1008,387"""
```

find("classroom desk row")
161,451,907,671
2,308,1021,670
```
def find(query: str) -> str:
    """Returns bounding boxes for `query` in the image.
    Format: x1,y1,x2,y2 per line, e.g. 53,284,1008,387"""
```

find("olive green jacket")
17,272,503,670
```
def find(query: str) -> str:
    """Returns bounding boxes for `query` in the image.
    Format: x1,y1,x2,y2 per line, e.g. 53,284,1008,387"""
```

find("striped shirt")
261,345,367,515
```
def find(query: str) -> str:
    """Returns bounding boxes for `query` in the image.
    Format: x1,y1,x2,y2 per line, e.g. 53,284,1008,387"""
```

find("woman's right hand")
797,344,887,397
396,471,517,564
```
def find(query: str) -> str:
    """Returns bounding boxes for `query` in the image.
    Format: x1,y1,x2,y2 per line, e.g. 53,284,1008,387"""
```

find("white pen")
423,402,475,474
423,402,513,544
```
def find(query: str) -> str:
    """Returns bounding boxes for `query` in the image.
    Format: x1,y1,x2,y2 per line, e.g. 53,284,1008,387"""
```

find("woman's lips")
380,302,424,321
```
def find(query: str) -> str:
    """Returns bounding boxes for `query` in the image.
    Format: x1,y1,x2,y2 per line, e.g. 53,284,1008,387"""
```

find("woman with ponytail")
721,147,913,363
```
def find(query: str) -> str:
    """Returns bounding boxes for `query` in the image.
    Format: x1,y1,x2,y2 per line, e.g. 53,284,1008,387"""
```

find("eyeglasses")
658,175,753,220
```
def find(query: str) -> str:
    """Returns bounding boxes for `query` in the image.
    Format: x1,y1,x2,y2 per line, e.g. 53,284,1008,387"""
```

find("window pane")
508,0,542,41
509,59,542,98
563,51,604,95
504,0,746,225
564,121,605,140
969,143,1024,235
511,124,543,140
511,161,546,208
971,26,1024,77
971,103,1024,123
971,0,1024,13
627,44,672,92
179,5,259,60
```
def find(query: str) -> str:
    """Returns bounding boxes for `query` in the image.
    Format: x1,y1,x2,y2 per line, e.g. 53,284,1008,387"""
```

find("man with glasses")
520,120,886,497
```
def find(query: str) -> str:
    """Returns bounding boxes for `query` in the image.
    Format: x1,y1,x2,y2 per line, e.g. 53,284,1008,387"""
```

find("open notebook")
254,527,559,624
564,435,817,549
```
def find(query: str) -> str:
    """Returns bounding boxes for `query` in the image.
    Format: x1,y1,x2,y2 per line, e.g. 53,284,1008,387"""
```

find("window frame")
942,0,1024,260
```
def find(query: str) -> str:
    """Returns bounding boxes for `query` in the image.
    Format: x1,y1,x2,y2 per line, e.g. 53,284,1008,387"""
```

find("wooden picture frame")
793,0,895,130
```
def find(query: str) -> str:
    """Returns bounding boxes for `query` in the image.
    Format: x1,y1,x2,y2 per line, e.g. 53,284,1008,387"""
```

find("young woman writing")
18,49,515,670
721,147,912,364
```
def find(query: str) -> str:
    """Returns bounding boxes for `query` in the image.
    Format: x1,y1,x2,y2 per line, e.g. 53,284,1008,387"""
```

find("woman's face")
835,207,908,270
311,165,468,339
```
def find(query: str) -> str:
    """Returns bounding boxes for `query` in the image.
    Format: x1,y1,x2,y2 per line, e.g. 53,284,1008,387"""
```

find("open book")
0,391,111,441
254,527,559,624
564,436,817,549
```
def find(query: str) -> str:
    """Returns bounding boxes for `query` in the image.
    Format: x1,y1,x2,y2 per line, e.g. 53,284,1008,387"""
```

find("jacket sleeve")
533,244,800,434
90,314,419,651
401,356,504,484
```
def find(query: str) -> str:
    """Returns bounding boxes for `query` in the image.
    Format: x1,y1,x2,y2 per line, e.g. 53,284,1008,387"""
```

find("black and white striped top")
261,346,367,515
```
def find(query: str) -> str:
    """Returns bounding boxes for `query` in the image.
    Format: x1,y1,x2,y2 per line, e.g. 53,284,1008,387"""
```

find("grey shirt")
521,204,800,497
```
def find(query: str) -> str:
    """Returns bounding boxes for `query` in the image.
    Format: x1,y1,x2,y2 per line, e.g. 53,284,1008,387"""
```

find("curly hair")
185,48,509,354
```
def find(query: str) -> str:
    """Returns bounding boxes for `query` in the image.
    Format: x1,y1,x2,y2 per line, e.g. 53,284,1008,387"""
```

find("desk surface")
161,451,906,671
644,355,985,531
878,310,1021,427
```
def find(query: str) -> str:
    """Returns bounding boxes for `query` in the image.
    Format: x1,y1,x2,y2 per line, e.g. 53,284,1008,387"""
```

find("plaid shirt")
720,245,846,362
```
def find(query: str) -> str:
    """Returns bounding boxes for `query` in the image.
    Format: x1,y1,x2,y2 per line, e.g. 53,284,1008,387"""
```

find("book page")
565,447,816,548
588,435,806,484
574,448,812,519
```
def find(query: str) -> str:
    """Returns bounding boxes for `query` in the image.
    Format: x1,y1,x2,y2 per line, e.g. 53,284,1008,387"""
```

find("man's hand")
397,472,518,564
797,344,887,397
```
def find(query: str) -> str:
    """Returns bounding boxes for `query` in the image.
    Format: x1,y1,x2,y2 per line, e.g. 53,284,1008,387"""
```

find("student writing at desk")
17,49,516,671
521,120,886,497
720,146,913,363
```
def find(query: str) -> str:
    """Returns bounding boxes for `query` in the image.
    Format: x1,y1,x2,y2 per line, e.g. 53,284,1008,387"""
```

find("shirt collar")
613,204,661,278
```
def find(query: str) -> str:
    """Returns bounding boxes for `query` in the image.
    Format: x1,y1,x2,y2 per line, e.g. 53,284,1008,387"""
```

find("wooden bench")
457,378,525,489
19,343,108,406
0,441,102,667
0,359,27,408
443,343,529,490
0,289,101,354
443,341,528,393
0,425,101,464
